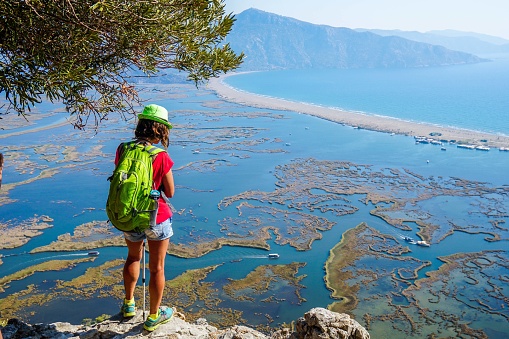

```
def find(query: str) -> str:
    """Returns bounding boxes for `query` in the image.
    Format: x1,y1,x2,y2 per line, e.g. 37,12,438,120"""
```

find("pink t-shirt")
115,145,174,223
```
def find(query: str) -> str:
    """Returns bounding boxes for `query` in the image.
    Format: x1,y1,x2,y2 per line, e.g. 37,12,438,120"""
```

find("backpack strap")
108,141,164,183
118,140,164,160
127,140,164,190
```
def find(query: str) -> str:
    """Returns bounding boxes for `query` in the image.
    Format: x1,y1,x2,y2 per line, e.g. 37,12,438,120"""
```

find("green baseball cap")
138,104,173,129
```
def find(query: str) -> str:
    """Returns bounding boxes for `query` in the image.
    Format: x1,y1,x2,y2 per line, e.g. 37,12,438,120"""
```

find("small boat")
88,251,100,256
268,253,280,259
403,236,414,242
457,144,475,149
441,147,446,151
499,147,509,152
475,146,490,151
416,241,430,247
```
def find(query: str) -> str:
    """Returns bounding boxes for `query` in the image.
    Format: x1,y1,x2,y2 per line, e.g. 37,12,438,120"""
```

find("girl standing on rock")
115,104,175,332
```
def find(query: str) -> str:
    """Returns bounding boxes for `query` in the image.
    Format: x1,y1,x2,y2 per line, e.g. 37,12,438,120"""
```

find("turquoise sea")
1,55,508,338
225,54,509,136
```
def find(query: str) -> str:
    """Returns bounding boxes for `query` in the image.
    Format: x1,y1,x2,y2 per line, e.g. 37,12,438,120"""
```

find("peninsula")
208,75,509,150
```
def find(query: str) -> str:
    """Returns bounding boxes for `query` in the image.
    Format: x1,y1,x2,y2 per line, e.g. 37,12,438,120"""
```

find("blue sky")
224,0,509,40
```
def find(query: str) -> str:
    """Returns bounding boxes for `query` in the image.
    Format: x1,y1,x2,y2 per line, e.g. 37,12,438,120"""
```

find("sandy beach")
208,74,509,150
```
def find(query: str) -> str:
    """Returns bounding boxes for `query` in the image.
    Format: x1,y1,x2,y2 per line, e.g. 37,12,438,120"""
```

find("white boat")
475,146,490,151
415,138,431,144
88,251,100,256
268,253,280,259
457,144,475,149
499,147,509,152
416,241,430,247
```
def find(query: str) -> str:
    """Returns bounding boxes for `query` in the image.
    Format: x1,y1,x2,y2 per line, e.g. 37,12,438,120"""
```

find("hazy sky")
224,0,509,40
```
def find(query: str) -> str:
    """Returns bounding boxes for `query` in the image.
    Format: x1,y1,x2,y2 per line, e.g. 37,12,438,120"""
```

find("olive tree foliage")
0,0,244,129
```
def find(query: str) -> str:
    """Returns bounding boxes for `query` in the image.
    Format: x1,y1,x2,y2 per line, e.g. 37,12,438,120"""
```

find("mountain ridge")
225,8,489,71
354,28,509,55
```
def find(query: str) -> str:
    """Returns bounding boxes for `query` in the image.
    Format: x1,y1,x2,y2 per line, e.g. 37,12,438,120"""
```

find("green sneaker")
121,299,136,318
143,306,174,332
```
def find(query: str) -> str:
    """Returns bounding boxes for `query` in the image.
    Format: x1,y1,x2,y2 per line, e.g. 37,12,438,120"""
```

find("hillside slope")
226,9,488,71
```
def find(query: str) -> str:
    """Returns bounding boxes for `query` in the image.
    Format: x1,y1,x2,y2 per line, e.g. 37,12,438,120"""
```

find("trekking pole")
144,190,159,320
142,239,146,319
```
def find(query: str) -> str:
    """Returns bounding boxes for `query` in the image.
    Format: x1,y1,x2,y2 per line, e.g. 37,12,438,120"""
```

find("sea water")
220,57,509,337
1,58,508,337
225,55,509,136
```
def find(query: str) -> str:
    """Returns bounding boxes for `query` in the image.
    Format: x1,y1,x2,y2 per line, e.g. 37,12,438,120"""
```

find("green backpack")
106,141,164,232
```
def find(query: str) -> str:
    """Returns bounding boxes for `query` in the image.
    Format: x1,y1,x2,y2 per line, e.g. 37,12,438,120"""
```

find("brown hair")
135,119,170,148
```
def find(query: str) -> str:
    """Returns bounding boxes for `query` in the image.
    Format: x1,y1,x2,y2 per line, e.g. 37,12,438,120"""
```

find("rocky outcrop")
1,308,369,339
289,308,370,339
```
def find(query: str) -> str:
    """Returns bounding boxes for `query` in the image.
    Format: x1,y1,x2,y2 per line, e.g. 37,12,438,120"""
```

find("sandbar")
208,74,509,149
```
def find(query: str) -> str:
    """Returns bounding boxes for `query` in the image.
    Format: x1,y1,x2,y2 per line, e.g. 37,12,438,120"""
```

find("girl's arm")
162,169,175,198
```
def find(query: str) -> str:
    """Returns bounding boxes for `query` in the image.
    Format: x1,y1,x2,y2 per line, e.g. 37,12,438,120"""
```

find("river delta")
0,83,508,338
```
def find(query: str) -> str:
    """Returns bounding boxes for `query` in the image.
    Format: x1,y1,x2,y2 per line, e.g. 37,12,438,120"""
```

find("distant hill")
225,9,488,71
354,28,509,56
429,29,509,45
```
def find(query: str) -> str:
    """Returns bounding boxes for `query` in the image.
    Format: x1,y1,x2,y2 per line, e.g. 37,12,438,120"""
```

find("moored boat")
415,137,431,144
457,144,475,149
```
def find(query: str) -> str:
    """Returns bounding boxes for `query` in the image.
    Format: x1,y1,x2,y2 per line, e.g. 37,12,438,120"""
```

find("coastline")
207,73,509,150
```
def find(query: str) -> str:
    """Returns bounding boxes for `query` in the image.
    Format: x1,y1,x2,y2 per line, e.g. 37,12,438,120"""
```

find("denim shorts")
124,218,173,242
